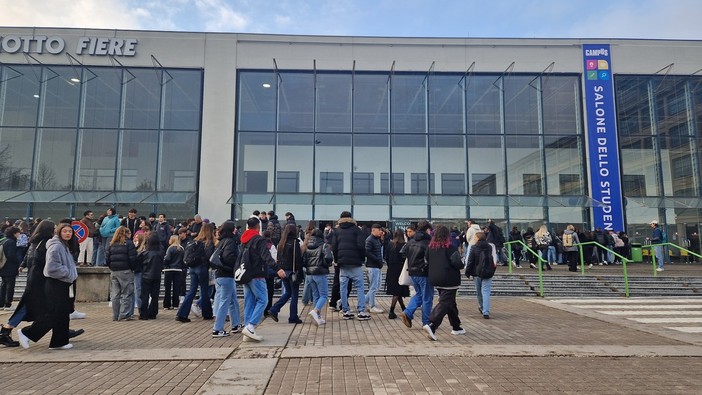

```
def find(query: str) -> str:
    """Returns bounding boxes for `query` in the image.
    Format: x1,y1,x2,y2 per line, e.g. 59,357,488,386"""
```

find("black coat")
17,238,50,322
331,218,365,267
0,235,20,276
139,249,165,280
401,231,432,277
164,245,185,270
365,235,384,269
277,238,303,274
215,235,239,278
426,245,462,288
105,241,138,272
302,236,332,275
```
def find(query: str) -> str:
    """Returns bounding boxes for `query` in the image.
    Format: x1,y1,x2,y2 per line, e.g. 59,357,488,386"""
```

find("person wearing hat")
649,220,664,272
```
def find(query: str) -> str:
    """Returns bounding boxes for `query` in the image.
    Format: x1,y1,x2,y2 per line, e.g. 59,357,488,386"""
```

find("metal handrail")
641,242,702,276
575,241,630,297
504,240,547,297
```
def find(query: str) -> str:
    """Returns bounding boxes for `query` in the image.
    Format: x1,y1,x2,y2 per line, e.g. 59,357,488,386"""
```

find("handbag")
398,258,412,286
209,240,228,271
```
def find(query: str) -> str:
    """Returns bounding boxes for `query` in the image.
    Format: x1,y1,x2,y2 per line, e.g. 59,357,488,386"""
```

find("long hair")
301,221,317,252
145,234,161,251
535,224,549,239
29,220,55,244
195,223,216,246
55,223,74,248
110,226,130,246
134,233,146,253
278,224,298,252
168,235,181,248
390,229,405,248
218,220,236,240
428,225,451,249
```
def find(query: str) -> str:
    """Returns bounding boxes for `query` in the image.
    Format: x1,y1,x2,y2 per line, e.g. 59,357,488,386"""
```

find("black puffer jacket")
215,235,239,278
139,248,165,280
164,245,185,270
365,234,384,269
426,244,463,288
0,235,19,276
277,237,303,274
331,217,365,267
303,236,332,275
401,231,432,277
105,241,138,272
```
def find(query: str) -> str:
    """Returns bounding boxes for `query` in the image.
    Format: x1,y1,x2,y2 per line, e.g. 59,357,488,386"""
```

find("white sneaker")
656,268,664,272
49,343,73,350
69,311,86,320
309,310,323,326
242,327,263,342
588,264,594,269
191,304,202,318
18,329,30,349
423,324,437,341
370,306,384,314
319,318,326,325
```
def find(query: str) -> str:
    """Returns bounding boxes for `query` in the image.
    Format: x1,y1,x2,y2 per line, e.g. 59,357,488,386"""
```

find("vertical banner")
583,44,625,231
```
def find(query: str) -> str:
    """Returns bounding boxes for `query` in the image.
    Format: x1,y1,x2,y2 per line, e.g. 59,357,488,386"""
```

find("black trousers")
428,288,461,330
329,266,352,308
0,275,17,307
140,277,161,319
265,276,274,313
163,271,182,308
21,278,71,348
565,250,579,271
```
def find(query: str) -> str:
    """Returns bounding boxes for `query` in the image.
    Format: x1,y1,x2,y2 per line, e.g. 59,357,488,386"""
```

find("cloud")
194,0,250,32
0,0,144,30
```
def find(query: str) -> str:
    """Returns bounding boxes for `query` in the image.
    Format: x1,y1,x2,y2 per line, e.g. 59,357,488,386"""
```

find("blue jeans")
129,272,142,317
340,266,365,313
547,246,557,263
404,276,433,325
213,277,240,331
95,237,108,266
177,265,213,319
365,267,382,308
301,274,313,305
308,274,329,313
653,245,664,268
270,270,300,322
8,304,26,327
474,277,493,316
243,278,268,327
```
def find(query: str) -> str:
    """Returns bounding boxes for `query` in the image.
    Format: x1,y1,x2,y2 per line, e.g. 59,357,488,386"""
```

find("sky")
0,0,701,40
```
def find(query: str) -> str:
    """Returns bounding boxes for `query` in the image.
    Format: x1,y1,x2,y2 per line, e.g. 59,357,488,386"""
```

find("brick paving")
0,296,700,394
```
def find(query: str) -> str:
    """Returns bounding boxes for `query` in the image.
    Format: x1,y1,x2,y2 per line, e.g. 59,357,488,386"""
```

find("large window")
320,172,343,194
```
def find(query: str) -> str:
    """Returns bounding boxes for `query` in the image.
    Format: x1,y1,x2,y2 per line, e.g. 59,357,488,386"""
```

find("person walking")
268,224,303,324
105,226,138,321
212,221,242,337
0,227,21,310
398,220,434,329
385,229,409,319
18,223,79,350
302,229,333,326
465,232,497,319
331,211,370,321
176,224,215,322
650,220,665,272
423,225,465,341
365,224,385,314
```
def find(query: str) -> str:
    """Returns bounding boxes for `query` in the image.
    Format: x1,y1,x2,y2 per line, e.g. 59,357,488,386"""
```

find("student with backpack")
0,226,21,310
211,221,243,337
465,232,497,319
562,225,581,272
176,224,215,322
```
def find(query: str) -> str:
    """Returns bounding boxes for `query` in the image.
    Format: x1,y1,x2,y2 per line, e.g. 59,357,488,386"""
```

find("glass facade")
0,64,202,220
234,70,590,230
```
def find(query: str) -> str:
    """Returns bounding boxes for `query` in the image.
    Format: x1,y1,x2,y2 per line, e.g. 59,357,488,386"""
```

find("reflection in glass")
504,76,538,135
430,135,465,194
160,131,198,191
238,71,277,131
237,132,275,193
468,135,504,194
164,69,203,130
429,74,464,134
506,135,542,195
392,134,427,195
83,68,121,128
544,136,583,195
354,134,389,195
616,76,652,136
316,73,351,133
277,133,313,193
619,136,658,196
34,129,77,190
41,66,80,128
542,76,580,135
78,129,117,190
354,73,389,133
0,128,34,190
391,74,425,134
124,69,161,129
660,136,696,196
0,65,40,127
316,134,351,193
466,76,500,135
279,72,313,132
119,130,158,191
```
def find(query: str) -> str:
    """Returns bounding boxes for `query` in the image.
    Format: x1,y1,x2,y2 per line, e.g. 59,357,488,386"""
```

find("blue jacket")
100,214,120,238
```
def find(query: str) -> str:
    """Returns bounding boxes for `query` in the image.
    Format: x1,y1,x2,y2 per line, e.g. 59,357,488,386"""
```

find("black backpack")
476,247,496,279
183,240,205,267
233,243,254,284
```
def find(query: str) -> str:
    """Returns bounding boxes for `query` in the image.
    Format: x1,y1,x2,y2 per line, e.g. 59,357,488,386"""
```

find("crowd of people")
0,208,689,347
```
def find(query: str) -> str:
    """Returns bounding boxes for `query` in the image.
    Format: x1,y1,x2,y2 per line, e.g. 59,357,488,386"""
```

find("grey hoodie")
43,236,78,284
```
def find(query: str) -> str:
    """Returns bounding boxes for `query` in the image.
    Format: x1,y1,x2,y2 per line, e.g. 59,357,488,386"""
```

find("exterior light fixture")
33,94,40,98
70,77,81,83
262,83,271,88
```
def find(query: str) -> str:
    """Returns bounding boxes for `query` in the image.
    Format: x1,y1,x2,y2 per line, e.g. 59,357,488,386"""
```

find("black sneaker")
0,333,19,347
269,312,279,322
356,312,371,321
483,314,490,319
212,330,230,338
231,324,243,334
175,316,191,323
342,311,354,320
68,329,85,339
388,312,397,319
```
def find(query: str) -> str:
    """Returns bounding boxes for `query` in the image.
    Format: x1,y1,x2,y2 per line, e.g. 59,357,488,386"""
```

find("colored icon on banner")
598,60,609,70
599,70,610,80
587,70,598,80
586,59,597,70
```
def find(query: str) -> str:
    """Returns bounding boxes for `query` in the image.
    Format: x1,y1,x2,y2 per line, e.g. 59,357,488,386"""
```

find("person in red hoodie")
238,217,285,342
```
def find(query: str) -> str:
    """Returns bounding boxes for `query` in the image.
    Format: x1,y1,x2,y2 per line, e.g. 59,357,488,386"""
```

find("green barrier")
642,243,702,277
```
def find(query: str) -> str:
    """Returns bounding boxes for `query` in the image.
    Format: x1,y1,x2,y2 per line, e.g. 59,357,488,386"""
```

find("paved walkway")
1,295,702,394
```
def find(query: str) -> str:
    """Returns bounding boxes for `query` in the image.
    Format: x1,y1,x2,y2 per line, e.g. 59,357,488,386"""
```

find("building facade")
1,28,701,242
